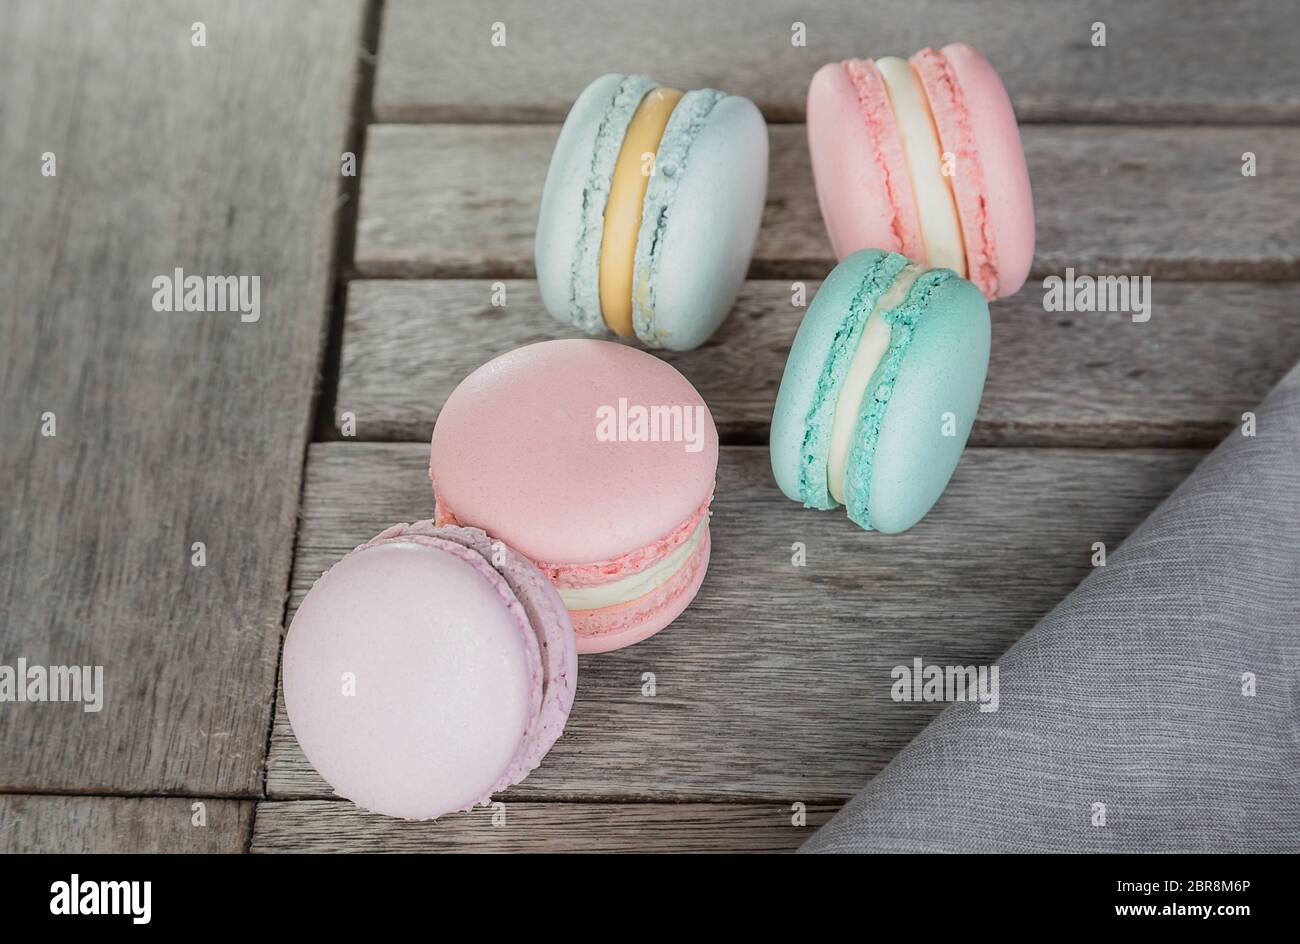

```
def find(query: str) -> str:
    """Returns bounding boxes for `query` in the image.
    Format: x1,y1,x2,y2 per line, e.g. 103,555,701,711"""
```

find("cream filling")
827,264,925,504
875,57,966,277
599,86,683,336
557,516,707,611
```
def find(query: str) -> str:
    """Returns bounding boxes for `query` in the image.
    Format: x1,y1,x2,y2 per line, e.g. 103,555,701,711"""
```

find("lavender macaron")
283,521,577,820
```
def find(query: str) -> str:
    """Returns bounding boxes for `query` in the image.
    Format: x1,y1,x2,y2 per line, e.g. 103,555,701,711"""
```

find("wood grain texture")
266,444,1203,802
0,796,252,853
373,0,1300,123
333,279,1300,446
251,800,831,853
354,124,1300,280
0,0,364,794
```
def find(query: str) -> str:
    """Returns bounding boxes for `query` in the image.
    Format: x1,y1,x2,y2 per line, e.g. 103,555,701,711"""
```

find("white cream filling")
875,57,966,277
557,516,707,611
827,264,925,504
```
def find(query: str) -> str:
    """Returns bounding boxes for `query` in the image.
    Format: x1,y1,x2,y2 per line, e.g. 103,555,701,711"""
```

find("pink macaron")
429,339,718,654
283,521,577,820
807,43,1034,300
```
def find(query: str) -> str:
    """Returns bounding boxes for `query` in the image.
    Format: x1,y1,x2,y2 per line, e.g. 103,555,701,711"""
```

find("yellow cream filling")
599,86,683,336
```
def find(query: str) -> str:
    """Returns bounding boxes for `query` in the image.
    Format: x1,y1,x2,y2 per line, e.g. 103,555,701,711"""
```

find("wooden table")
3,0,1298,853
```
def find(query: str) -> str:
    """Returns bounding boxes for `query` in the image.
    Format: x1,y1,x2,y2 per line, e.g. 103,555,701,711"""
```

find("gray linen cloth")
803,364,1300,853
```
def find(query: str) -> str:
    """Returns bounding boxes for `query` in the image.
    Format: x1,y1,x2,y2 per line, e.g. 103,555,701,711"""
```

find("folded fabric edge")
801,361,1300,853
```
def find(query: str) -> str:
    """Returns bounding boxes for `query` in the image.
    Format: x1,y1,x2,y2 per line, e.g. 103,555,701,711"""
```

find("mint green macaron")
770,250,991,534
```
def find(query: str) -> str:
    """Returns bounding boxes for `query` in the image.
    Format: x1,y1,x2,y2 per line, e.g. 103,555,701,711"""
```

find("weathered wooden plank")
355,124,1300,280
251,799,831,853
333,279,1300,446
0,0,364,794
374,0,1300,124
266,443,1203,802
0,796,252,853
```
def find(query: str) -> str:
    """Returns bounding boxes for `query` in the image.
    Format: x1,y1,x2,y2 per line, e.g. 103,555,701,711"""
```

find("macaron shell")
630,88,723,345
639,94,767,351
769,249,896,504
536,73,621,329
806,61,923,263
403,523,577,780
857,274,990,533
536,74,655,334
430,339,719,565
282,540,538,820
909,48,992,298
934,43,1035,298
571,524,711,653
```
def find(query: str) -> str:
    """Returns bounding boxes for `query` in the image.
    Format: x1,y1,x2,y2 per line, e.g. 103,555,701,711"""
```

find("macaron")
536,74,768,350
770,250,990,534
429,339,718,653
807,44,1034,300
282,521,577,820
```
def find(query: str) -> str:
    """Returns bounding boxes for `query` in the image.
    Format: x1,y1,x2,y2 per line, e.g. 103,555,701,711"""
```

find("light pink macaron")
283,521,577,820
807,43,1035,300
430,339,718,654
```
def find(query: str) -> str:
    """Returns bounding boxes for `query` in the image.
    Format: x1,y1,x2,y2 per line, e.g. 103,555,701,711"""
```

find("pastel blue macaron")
535,74,768,351
770,250,991,534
